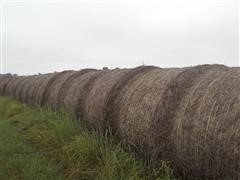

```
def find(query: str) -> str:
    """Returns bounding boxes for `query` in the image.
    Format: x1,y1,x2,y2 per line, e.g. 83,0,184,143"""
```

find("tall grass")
0,96,177,179
0,119,65,180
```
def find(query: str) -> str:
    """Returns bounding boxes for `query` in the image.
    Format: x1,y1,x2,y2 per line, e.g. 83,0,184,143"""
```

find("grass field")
0,119,65,180
0,96,177,180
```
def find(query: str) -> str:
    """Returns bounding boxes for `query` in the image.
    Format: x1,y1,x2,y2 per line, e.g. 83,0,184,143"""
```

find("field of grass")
0,119,65,180
0,96,177,180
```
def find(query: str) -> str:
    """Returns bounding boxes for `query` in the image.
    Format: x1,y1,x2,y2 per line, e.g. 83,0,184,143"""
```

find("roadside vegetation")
0,120,65,180
0,96,177,180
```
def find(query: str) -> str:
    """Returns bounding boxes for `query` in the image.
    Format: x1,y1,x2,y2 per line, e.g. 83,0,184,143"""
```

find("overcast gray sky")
1,0,239,75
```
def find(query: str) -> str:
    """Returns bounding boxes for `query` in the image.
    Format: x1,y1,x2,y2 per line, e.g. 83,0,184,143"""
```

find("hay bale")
15,76,32,101
63,70,101,116
42,70,75,108
171,66,239,179
35,73,59,105
151,65,229,159
108,67,181,152
57,69,97,107
0,76,14,96
104,65,159,132
75,70,109,122
21,75,40,104
110,65,228,162
10,76,27,98
27,74,50,105
18,76,35,102
84,68,131,130
4,77,19,97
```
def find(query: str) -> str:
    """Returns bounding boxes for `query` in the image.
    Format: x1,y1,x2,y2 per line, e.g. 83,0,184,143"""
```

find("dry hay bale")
57,69,97,107
41,70,76,108
15,76,32,101
106,67,182,152
21,75,39,104
28,75,48,105
106,65,228,162
29,73,57,105
4,77,19,97
18,76,36,102
171,66,239,179
0,76,14,96
8,77,21,97
151,65,229,159
84,68,131,130
63,70,102,116
75,70,109,121
104,65,160,132
35,73,59,105
25,74,49,105
10,76,27,98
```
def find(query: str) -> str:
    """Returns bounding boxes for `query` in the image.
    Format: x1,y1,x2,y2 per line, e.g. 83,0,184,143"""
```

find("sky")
0,0,239,75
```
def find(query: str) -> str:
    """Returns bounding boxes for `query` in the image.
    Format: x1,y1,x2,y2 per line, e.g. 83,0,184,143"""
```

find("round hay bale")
10,76,27,98
4,77,19,97
18,76,35,102
152,65,229,159
105,65,159,132
62,70,101,116
21,75,39,104
15,76,32,101
57,69,97,107
75,70,109,122
110,67,181,152
35,73,59,105
42,70,76,108
30,73,57,105
0,76,14,96
109,65,228,161
27,74,52,105
172,66,239,179
84,68,131,130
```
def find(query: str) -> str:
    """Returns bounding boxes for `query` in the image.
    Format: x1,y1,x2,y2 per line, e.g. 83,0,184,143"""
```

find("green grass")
0,119,65,180
0,96,177,180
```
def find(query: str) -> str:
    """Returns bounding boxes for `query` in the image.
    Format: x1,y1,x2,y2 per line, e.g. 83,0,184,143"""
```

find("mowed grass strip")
0,119,65,180
0,97,176,180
